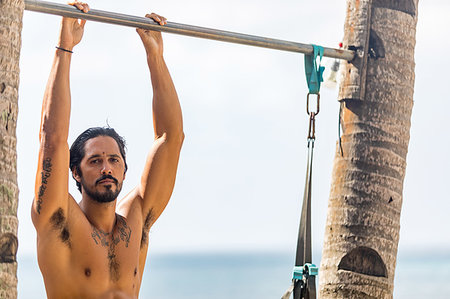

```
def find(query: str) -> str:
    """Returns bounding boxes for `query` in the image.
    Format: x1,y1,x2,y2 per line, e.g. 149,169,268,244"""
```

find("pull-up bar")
24,0,354,61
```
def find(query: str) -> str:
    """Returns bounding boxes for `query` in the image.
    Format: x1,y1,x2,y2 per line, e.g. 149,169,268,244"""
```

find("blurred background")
17,0,450,297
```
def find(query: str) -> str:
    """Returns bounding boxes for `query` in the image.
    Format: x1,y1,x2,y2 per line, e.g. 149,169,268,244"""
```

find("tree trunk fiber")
319,1,418,298
0,0,23,298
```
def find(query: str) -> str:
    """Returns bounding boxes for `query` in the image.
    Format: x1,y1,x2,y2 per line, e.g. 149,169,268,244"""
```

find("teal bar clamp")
293,266,304,280
293,263,319,280
304,45,325,94
306,263,319,276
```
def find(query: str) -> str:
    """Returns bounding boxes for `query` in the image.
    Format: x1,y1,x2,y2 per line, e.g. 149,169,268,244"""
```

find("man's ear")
72,167,82,183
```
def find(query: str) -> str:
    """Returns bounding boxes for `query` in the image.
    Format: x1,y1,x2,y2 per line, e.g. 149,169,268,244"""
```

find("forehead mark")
84,136,121,153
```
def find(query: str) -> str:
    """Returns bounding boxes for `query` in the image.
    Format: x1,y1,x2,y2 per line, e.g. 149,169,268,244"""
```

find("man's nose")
101,162,112,175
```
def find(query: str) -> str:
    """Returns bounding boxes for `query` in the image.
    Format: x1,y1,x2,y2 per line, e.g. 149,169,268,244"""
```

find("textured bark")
319,0,418,298
0,0,24,298
338,0,372,101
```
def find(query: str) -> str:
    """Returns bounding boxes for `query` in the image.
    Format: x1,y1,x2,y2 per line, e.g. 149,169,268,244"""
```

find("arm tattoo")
37,158,52,214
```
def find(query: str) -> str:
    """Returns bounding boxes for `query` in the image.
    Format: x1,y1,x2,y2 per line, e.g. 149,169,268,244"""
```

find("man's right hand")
57,1,90,51
136,13,168,58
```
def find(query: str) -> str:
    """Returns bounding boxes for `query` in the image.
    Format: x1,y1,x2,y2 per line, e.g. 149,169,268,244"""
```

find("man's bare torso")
33,3,182,297
35,191,152,299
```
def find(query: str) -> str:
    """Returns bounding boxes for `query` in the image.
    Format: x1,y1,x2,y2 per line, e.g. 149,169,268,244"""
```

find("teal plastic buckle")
293,263,319,280
304,45,325,95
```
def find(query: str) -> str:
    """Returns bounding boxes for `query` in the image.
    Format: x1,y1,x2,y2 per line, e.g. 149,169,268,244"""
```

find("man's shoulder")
117,187,143,216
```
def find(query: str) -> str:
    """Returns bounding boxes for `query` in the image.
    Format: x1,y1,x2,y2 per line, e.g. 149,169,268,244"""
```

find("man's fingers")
145,13,167,26
79,19,87,28
68,1,90,13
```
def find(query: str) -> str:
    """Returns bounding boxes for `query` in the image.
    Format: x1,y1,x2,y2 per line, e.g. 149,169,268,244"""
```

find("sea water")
18,250,450,298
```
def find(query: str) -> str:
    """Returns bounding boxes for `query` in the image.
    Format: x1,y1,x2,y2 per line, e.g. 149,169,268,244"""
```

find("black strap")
282,138,316,299
281,138,317,299
295,139,314,266
282,100,319,299
293,138,316,299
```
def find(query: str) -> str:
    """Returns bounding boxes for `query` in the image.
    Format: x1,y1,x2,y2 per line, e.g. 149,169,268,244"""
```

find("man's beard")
81,174,122,203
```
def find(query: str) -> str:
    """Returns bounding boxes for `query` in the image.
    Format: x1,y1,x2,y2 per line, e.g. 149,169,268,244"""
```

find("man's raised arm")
134,14,184,225
32,2,89,227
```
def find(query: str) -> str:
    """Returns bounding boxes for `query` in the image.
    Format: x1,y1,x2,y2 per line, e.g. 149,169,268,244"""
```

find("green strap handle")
304,45,325,94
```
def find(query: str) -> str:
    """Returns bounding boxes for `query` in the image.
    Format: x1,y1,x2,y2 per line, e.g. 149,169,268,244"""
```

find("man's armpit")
49,207,71,249
140,208,155,248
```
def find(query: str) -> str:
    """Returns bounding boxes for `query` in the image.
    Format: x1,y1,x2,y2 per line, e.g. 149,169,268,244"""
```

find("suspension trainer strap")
293,138,316,299
283,45,325,299
281,139,317,299
282,45,323,299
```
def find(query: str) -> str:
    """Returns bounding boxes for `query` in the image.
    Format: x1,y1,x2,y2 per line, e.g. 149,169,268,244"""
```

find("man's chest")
38,213,145,298
68,215,143,283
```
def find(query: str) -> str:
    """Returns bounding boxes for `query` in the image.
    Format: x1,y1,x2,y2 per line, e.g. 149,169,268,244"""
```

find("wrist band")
55,46,73,53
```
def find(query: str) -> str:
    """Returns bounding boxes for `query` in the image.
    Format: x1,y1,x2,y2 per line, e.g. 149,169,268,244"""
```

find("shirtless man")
32,2,184,298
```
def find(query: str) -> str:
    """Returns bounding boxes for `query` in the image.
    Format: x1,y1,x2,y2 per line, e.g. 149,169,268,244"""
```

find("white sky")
16,0,450,263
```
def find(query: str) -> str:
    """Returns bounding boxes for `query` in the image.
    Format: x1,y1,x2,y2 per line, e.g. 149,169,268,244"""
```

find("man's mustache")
95,174,118,185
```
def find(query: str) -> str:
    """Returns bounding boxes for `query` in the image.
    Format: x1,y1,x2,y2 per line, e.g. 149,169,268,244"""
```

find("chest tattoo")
117,216,132,247
90,215,132,281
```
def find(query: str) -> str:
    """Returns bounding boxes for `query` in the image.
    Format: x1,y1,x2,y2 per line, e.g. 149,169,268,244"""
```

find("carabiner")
306,93,320,116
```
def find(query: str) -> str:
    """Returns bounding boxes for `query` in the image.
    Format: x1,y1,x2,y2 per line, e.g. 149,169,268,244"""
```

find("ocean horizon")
17,249,450,298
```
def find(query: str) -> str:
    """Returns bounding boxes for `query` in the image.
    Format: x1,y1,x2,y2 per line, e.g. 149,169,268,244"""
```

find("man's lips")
96,175,118,185
98,179,115,184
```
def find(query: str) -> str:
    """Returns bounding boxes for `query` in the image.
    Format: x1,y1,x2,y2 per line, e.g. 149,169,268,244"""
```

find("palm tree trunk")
319,0,418,298
0,0,23,298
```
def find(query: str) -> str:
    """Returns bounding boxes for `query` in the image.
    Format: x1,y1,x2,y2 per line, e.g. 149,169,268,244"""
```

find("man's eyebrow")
87,154,121,160
87,154,102,160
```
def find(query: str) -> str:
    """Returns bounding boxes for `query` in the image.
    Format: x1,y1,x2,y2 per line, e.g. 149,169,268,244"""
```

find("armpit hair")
50,208,72,249
140,209,154,248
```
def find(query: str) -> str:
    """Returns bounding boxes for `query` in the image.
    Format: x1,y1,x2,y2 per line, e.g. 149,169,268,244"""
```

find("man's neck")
79,196,117,233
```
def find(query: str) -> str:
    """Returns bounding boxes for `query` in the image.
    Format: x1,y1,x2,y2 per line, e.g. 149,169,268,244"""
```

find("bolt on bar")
25,0,354,61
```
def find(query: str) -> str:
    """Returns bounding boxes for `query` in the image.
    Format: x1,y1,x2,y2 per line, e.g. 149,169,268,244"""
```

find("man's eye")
110,158,119,163
91,159,100,164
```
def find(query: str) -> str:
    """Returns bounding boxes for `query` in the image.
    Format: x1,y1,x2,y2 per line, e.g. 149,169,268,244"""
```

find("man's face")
75,136,126,203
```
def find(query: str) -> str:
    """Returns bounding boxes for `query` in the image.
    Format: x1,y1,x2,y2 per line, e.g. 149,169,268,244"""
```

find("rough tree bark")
319,0,418,298
0,0,23,298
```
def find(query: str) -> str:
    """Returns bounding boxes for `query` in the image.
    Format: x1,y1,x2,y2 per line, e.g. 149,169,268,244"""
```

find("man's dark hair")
69,127,128,193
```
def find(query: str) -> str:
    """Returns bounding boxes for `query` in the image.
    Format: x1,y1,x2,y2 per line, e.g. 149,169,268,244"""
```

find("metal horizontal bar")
24,0,354,61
